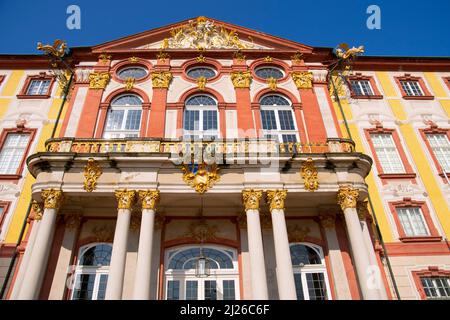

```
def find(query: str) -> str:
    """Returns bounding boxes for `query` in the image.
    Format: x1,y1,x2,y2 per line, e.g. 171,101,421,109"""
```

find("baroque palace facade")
0,17,449,300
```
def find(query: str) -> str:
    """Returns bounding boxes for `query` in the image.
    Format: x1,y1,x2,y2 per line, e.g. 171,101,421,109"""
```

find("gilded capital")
242,189,263,211
138,190,160,210
291,71,313,89
231,71,252,88
31,200,43,221
83,158,102,192
266,189,287,211
114,189,136,210
89,71,110,89
357,201,370,220
41,189,63,209
151,71,173,88
300,158,319,191
319,215,335,229
337,186,359,211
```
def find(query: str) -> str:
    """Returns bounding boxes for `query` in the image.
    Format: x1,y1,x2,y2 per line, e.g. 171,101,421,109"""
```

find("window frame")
0,201,11,236
17,73,55,99
364,127,416,183
183,94,220,140
0,128,36,180
394,75,434,100
116,66,148,81
347,74,383,99
102,94,143,139
186,66,217,80
419,127,450,180
254,66,285,80
389,198,441,242
412,267,450,300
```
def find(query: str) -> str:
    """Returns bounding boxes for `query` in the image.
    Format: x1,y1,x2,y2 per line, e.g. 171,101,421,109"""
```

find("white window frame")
426,133,450,173
164,245,240,300
420,276,450,300
400,80,424,96
0,133,30,175
26,79,51,95
183,95,220,140
396,207,430,237
370,133,406,174
350,79,374,96
70,243,111,300
290,243,332,300
103,95,143,139
260,95,299,143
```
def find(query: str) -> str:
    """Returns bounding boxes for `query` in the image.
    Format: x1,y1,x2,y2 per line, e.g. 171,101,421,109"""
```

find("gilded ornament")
197,76,207,90
83,158,102,192
300,158,319,191
291,51,303,64
151,71,173,88
37,39,67,58
129,56,139,63
357,201,370,220
114,189,136,209
264,56,273,62
267,77,277,91
89,72,110,89
196,54,206,63
319,215,335,229
124,77,135,91
288,225,310,242
92,224,114,242
337,186,359,211
138,190,160,210
335,43,364,61
292,71,313,89
41,189,64,209
233,51,246,62
230,71,252,88
64,214,82,230
242,189,263,211
185,220,218,242
182,163,220,194
156,51,170,61
266,189,287,211
99,54,111,63
31,200,43,221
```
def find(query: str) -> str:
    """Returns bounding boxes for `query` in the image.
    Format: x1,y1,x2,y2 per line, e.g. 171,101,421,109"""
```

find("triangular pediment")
92,16,313,53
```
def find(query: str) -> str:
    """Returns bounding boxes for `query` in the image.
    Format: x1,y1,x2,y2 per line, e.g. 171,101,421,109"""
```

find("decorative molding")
337,186,359,211
89,71,110,89
267,77,277,91
92,224,114,242
64,213,82,230
114,189,136,209
151,71,173,88
357,201,370,220
242,189,263,211
41,189,63,209
292,71,313,89
196,54,206,63
156,51,170,62
124,77,135,91
181,163,220,194
185,220,218,242
31,200,43,221
138,190,160,210
291,51,303,64
233,51,246,62
266,189,287,211
319,215,335,229
263,56,273,62
99,54,111,63
83,158,102,192
230,71,252,88
288,225,311,242
197,76,207,91
300,158,319,191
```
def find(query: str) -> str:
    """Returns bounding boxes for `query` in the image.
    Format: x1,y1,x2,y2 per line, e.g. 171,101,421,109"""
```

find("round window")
255,66,284,79
117,66,148,80
186,66,216,79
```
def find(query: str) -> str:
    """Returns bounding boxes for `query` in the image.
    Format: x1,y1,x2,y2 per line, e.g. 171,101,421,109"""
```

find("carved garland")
300,158,319,191
83,158,102,192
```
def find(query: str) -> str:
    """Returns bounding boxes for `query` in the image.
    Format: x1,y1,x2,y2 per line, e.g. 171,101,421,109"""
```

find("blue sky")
0,0,449,57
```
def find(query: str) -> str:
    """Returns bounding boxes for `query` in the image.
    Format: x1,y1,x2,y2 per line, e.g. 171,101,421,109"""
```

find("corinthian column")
133,190,160,300
337,186,379,300
18,189,63,300
266,190,297,300
105,189,135,300
242,189,268,299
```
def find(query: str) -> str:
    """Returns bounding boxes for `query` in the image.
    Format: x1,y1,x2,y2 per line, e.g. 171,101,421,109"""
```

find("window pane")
186,95,216,106
105,110,125,131
204,280,217,300
81,244,112,266
203,110,218,131
124,110,142,130
294,273,305,300
397,207,429,237
421,277,450,299
111,95,142,106
261,110,277,130
278,110,295,130
117,67,147,80
370,133,405,173
167,280,180,300
255,67,284,80
282,134,297,143
186,281,198,300
26,79,50,95
187,67,216,79
72,274,95,300
223,280,235,300
351,80,373,96
306,273,328,300
184,110,200,131
96,275,108,300
401,81,423,96
290,244,321,265
426,134,450,172
260,95,290,106
0,134,30,174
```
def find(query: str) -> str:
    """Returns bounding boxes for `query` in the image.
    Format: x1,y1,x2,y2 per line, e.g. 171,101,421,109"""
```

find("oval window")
117,66,148,80
255,66,284,79
186,66,216,79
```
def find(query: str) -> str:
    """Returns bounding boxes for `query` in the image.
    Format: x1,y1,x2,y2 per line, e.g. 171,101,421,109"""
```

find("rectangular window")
26,79,51,95
261,109,298,143
306,273,328,300
96,274,108,300
421,277,450,299
72,274,96,300
426,134,450,172
185,280,198,300
204,280,217,300
0,133,30,175
167,280,180,300
351,80,374,96
294,273,305,300
400,80,424,96
370,133,405,173
103,109,142,138
261,110,277,130
396,207,429,237
222,280,235,300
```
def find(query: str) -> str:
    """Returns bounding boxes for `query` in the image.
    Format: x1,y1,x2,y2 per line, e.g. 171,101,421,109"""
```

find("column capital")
64,213,82,230
114,189,136,209
357,201,370,220
42,189,64,209
337,186,359,211
31,200,43,221
319,214,335,229
151,71,172,88
266,189,287,211
231,71,252,88
291,71,313,89
242,189,263,211
138,190,160,210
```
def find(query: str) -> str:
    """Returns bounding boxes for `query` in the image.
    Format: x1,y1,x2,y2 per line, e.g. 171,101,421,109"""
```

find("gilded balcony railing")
44,138,355,155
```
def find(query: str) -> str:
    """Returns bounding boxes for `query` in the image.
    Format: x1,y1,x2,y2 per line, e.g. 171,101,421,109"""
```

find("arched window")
255,66,284,80
71,243,112,300
117,66,148,80
103,94,142,138
290,243,332,300
165,245,239,300
260,94,299,143
184,95,219,140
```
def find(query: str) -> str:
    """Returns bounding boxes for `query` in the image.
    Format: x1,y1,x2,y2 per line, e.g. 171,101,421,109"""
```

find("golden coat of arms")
182,163,220,194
